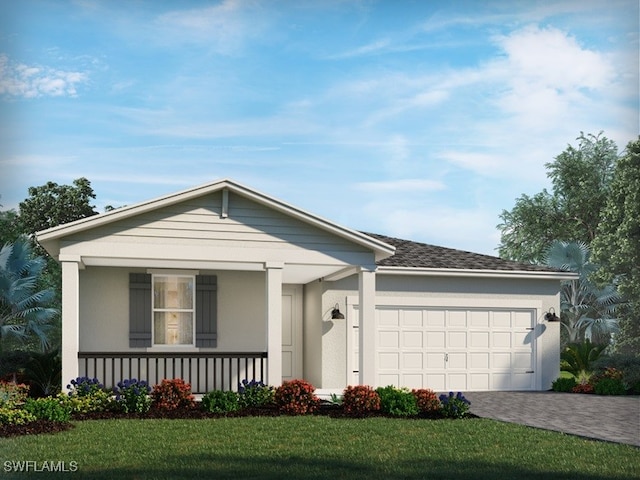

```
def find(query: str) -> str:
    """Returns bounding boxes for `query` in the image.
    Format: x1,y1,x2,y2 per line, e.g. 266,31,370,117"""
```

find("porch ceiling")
282,264,347,284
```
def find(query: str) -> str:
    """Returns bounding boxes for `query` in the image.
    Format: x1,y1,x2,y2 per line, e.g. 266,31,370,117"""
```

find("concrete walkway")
464,391,640,447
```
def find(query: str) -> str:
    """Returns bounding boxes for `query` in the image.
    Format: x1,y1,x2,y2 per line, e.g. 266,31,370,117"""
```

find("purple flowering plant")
67,377,104,397
438,392,471,419
113,378,152,413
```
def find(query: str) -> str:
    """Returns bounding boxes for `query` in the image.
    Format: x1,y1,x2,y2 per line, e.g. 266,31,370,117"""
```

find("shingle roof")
364,232,557,272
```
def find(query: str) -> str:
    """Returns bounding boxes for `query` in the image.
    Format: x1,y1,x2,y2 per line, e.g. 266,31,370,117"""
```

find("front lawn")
1,417,638,479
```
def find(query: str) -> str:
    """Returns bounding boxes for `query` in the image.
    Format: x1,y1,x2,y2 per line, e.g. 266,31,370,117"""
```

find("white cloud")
0,54,88,99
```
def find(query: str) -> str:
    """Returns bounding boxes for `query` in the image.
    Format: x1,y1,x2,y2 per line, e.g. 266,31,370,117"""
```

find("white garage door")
351,305,536,391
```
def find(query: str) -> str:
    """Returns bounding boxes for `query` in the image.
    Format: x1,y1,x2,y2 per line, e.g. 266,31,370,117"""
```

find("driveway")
464,391,640,447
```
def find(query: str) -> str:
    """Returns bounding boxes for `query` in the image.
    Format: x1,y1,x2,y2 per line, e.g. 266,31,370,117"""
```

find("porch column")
358,266,376,386
60,259,81,391
265,262,284,386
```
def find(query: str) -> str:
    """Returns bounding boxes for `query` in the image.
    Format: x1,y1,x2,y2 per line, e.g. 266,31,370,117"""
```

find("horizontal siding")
66,191,369,255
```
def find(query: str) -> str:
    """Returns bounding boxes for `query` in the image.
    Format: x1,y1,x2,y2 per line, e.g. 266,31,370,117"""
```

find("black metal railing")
78,351,268,394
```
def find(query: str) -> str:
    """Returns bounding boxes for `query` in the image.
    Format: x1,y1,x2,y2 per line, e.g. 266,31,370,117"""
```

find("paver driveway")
464,391,640,447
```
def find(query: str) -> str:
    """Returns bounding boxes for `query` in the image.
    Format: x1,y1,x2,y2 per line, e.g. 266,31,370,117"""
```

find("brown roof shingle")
364,232,557,272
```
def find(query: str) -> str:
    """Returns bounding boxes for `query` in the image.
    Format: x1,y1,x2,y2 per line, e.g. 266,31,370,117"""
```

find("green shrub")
593,377,627,395
201,390,240,414
113,379,152,414
60,390,113,413
238,379,274,409
0,407,36,425
0,382,29,408
412,388,440,414
151,379,195,411
342,385,380,416
24,397,71,422
561,340,606,376
551,377,577,392
24,349,62,397
439,392,471,419
593,354,640,394
375,386,418,417
274,380,320,415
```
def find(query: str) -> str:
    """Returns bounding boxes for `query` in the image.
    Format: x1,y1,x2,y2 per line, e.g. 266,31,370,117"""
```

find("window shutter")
129,273,152,347
196,275,218,347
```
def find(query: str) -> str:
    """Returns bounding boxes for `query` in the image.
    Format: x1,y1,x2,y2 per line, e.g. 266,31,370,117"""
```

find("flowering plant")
274,379,320,415
438,392,471,419
342,385,380,416
151,378,195,411
0,381,29,408
67,377,104,397
113,378,152,413
412,388,440,414
238,379,274,408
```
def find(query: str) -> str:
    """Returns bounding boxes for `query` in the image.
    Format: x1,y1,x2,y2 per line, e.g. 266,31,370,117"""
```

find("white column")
358,266,376,386
265,262,283,387
61,260,81,391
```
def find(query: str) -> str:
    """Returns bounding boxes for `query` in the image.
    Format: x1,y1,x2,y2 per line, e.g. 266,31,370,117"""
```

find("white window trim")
151,273,196,348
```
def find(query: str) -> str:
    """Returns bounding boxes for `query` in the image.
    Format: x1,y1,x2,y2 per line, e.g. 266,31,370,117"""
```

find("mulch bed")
2,404,468,438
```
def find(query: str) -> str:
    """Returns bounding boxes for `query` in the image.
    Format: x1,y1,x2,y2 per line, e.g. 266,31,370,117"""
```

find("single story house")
36,179,572,394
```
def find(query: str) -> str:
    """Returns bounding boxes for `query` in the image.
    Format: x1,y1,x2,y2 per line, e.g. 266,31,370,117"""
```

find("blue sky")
1,0,638,255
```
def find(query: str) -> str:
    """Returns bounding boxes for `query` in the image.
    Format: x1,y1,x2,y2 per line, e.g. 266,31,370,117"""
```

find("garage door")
351,306,536,391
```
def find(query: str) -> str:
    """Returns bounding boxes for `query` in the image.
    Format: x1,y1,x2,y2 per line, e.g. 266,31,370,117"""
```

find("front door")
282,285,303,381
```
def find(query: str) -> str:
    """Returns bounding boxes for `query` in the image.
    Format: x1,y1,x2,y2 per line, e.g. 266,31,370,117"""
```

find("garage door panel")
470,311,490,328
403,330,423,348
493,331,511,348
448,373,468,390
403,309,423,327
426,374,446,391
379,374,400,386
513,311,534,328
513,331,530,346
379,352,399,369
448,310,467,327
493,352,512,370
493,311,511,328
379,309,400,326
470,373,490,390
426,331,446,348
469,352,489,369
403,352,423,369
379,331,399,348
470,331,490,348
513,351,533,369
403,374,424,389
425,353,446,369
448,331,467,348
426,310,445,327
448,352,467,369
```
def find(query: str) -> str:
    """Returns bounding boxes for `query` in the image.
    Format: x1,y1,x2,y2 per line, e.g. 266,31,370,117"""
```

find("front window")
152,275,195,346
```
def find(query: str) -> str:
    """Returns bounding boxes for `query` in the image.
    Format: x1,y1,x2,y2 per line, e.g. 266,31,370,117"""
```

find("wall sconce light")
331,303,345,320
544,308,560,322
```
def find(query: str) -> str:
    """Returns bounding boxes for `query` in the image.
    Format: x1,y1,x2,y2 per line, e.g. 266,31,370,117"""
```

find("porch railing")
78,352,268,394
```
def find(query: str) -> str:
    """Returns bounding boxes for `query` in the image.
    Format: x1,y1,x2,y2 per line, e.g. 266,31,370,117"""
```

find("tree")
498,132,618,263
0,238,57,352
546,241,621,346
18,177,98,235
592,138,640,355
0,208,21,246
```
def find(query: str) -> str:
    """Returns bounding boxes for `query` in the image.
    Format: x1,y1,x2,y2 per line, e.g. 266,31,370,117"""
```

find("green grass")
1,417,638,479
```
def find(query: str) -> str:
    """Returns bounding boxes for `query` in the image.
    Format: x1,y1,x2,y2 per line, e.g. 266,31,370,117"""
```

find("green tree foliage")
18,177,98,235
0,208,21,246
546,241,620,346
592,138,640,355
0,238,57,352
498,133,618,263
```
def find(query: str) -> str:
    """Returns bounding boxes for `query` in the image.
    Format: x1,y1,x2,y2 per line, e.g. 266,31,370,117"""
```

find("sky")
1,0,638,256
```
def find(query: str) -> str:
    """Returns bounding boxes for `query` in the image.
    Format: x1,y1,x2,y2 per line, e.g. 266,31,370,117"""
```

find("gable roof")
365,232,564,274
36,178,396,262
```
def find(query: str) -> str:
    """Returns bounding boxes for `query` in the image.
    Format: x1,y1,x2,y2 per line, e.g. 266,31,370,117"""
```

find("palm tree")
546,241,621,345
0,238,57,352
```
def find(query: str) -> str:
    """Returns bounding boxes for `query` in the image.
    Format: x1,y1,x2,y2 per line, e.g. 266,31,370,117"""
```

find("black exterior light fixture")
331,303,345,320
544,308,560,322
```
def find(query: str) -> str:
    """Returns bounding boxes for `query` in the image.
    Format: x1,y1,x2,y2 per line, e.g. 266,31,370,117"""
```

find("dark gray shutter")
196,275,218,347
129,273,152,347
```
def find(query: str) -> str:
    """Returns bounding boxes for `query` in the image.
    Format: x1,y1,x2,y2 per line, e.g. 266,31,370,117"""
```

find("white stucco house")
36,179,572,394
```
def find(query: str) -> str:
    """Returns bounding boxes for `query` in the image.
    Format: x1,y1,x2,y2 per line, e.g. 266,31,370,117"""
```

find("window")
152,275,195,346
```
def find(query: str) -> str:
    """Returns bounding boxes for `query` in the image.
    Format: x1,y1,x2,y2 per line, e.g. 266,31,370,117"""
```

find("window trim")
151,273,196,347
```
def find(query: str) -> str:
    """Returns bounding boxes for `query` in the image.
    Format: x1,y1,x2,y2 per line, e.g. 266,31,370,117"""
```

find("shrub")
0,382,29,408
113,378,151,414
439,392,471,419
24,349,62,398
412,388,440,414
571,383,594,394
201,390,240,414
24,397,71,422
375,385,418,417
151,379,195,411
593,377,627,396
0,407,36,425
342,385,380,416
561,340,606,377
238,379,274,409
551,377,577,392
64,377,112,413
593,354,640,394
274,379,320,415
